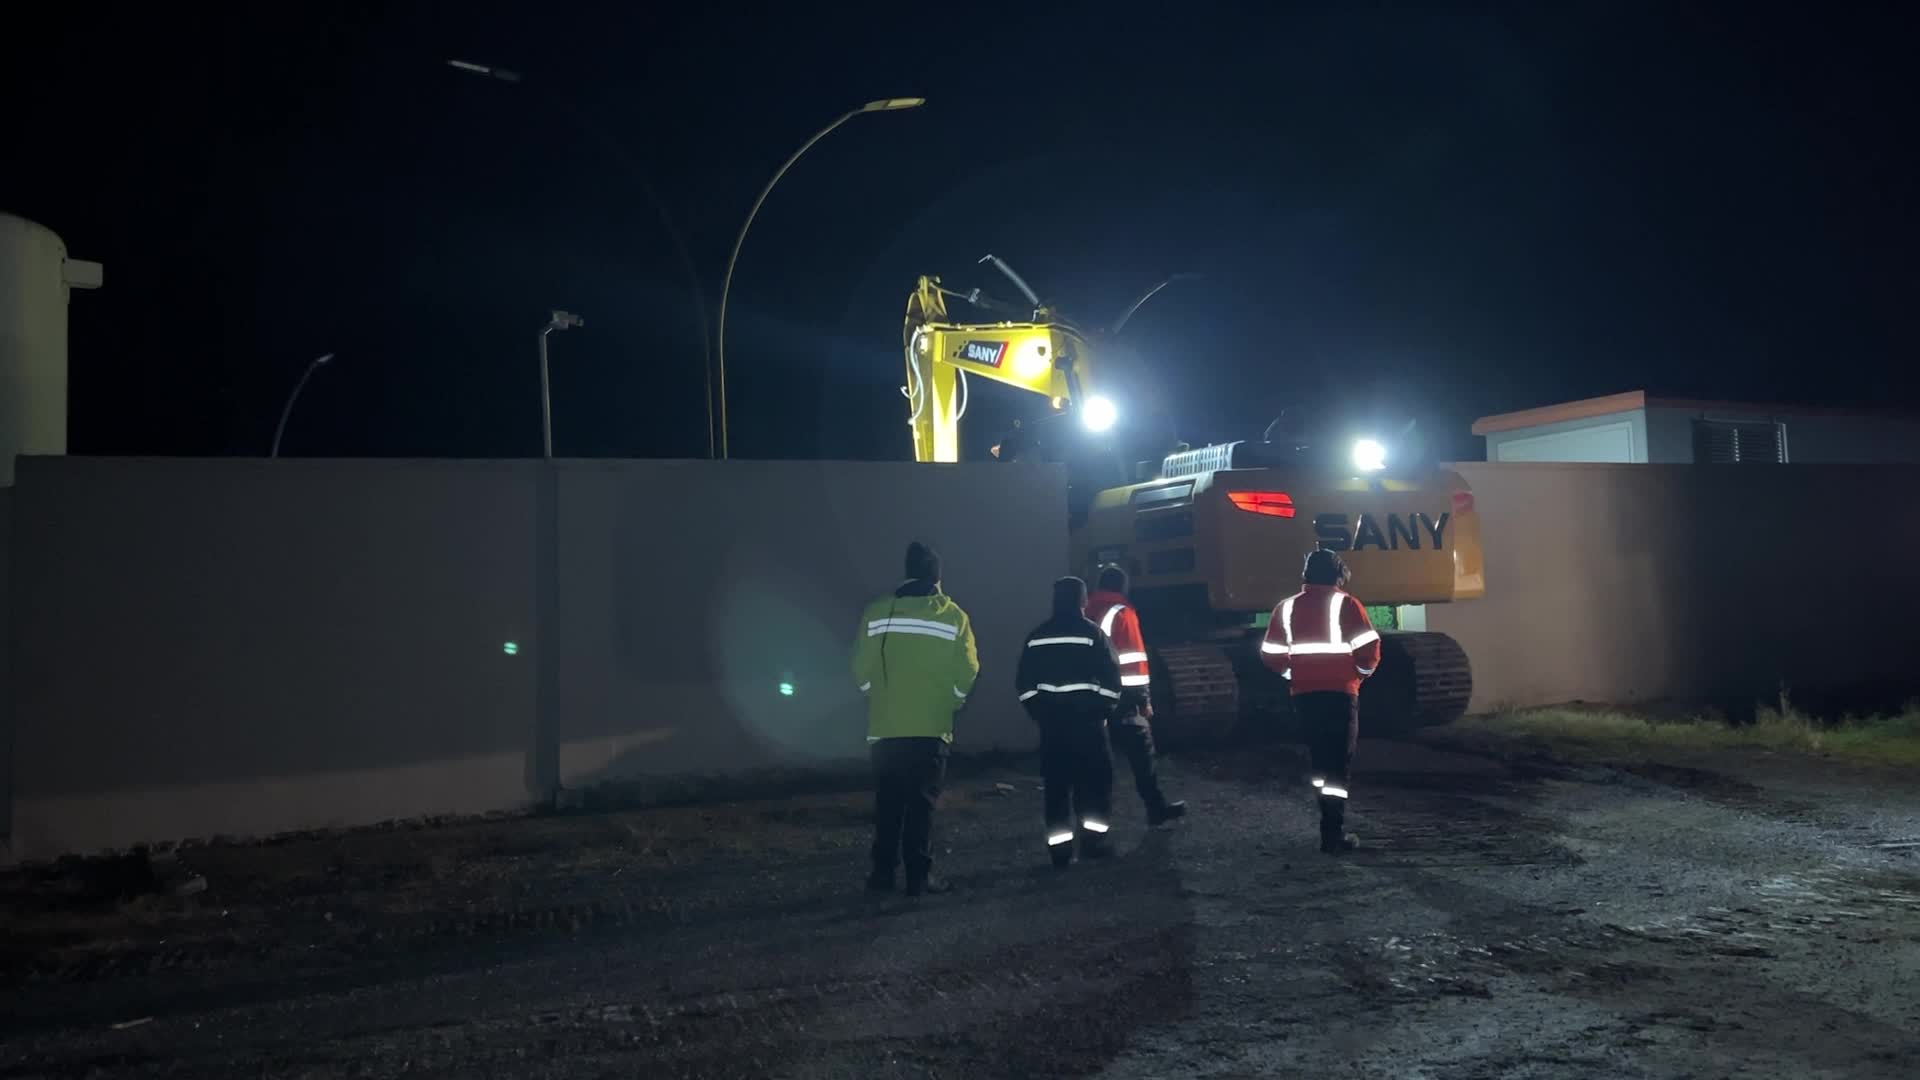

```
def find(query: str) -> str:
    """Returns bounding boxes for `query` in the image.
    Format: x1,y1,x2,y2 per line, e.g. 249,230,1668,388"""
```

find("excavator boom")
902,275,1102,463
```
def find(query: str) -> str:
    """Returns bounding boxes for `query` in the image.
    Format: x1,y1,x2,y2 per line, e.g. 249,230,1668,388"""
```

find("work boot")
1319,831,1360,855
1147,800,1188,827
905,876,952,897
866,869,895,894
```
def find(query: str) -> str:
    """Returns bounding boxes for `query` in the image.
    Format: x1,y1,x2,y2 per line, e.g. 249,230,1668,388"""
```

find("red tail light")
1227,491,1296,518
1451,491,1475,515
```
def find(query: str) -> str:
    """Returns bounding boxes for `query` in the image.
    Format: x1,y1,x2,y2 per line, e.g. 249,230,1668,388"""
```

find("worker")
1015,576,1122,868
1085,566,1187,826
853,541,980,896
1258,549,1382,854
991,418,1031,462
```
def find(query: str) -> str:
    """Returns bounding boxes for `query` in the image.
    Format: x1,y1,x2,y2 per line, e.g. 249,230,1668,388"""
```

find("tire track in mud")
1123,743,1920,1078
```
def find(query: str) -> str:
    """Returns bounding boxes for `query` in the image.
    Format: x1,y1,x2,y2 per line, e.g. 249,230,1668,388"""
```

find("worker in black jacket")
1016,577,1122,867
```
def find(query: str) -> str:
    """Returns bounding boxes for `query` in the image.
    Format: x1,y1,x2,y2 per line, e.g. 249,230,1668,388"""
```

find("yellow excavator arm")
901,274,1106,463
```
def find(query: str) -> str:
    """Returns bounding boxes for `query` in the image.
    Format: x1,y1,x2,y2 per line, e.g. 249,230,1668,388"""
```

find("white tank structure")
1,213,103,486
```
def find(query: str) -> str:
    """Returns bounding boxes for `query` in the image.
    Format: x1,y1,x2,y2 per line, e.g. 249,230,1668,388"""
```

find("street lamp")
540,311,583,458
714,97,926,459
270,353,335,458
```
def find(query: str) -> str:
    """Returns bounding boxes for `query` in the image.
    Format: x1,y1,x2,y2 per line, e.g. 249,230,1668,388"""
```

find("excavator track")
1358,631,1474,735
1148,643,1241,745
1151,630,1473,744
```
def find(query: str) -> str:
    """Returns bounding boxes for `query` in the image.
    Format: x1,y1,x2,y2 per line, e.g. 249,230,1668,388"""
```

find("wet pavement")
2,737,1917,1078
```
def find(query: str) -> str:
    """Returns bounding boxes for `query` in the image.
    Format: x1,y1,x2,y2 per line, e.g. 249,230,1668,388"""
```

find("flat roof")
1472,391,1911,435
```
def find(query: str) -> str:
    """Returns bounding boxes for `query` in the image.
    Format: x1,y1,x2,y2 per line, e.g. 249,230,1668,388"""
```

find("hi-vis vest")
1257,585,1382,696
852,588,980,743
1085,590,1151,694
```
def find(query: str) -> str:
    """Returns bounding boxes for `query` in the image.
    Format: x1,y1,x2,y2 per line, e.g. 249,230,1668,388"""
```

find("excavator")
901,258,1485,740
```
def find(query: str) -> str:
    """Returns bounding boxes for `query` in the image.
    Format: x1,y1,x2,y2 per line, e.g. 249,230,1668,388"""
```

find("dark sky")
4,3,1912,464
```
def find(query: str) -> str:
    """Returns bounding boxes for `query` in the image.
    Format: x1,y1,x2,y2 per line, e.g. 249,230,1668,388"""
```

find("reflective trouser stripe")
1080,819,1109,833
1320,785,1349,799
1047,831,1074,846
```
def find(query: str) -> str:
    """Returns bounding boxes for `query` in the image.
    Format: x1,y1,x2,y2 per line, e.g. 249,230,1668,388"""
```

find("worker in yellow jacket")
853,541,980,896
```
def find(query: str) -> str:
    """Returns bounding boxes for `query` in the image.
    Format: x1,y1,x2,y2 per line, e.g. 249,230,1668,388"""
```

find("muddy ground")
2,736,1917,1078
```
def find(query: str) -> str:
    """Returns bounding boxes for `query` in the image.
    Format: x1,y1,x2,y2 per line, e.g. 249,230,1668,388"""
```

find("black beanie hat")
1052,576,1088,618
1303,548,1349,587
905,541,941,583
1096,564,1129,594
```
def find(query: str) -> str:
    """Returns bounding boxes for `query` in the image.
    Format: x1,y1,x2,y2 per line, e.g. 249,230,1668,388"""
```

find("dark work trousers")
1038,715,1115,854
870,737,950,883
1294,691,1360,837
1109,713,1169,813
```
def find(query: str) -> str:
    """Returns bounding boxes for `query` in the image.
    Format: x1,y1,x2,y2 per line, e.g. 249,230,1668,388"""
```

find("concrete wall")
1426,462,1920,712
552,461,1065,790
1,485,12,846
4,457,1066,859
7,459,542,859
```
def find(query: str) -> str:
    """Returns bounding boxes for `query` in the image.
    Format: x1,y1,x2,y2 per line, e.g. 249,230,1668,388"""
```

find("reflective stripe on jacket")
1086,590,1150,690
1257,584,1381,697
1014,615,1123,721
853,584,979,743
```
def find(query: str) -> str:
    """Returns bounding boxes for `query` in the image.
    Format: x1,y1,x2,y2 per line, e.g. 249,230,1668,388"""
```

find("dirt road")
3,737,1918,1078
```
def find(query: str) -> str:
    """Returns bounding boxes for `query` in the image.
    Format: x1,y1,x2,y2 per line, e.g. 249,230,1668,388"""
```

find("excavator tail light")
1227,491,1297,518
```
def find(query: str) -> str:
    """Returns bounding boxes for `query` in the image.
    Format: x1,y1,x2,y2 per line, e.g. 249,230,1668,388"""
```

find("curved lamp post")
271,353,335,458
714,97,925,459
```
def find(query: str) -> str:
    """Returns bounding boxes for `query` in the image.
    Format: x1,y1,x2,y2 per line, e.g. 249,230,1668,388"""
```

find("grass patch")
1446,701,1920,768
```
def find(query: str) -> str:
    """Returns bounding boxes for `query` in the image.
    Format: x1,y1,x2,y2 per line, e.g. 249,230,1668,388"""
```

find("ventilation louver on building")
1692,420,1786,463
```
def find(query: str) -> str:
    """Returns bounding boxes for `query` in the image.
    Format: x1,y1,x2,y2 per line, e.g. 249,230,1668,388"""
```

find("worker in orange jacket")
1258,550,1382,854
1086,566,1187,826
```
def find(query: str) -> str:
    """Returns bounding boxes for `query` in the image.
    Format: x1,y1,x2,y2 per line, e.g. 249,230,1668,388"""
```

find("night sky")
4,3,1912,465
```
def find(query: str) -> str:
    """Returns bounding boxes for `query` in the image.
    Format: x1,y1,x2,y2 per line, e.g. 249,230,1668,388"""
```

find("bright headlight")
1352,438,1387,473
1081,396,1118,433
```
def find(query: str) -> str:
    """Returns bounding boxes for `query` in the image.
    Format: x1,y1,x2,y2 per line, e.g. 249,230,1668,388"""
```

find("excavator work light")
1082,395,1118,433
1352,438,1387,473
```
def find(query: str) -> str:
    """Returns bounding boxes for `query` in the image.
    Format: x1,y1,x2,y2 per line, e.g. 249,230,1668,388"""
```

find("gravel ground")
2,736,1917,1078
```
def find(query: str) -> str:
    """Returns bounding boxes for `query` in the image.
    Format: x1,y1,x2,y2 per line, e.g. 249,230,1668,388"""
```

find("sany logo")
959,341,1008,367
1313,512,1450,552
